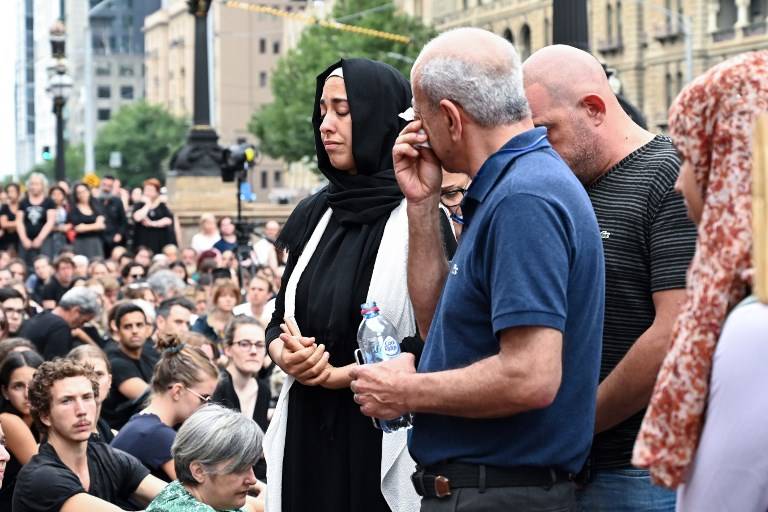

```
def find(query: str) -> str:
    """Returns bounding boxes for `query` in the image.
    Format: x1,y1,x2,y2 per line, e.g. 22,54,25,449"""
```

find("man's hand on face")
393,120,443,207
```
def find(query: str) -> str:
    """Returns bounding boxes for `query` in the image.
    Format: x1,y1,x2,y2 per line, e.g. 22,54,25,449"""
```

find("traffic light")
41,146,53,161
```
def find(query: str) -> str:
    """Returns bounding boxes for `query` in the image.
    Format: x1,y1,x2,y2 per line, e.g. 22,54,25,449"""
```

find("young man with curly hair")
12,359,166,511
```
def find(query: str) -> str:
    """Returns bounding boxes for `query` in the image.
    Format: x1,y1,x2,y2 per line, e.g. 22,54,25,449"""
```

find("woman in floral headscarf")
633,51,768,508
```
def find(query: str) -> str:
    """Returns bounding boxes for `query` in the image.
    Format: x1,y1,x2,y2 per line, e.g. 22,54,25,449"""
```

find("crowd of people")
0,172,285,510
0,27,765,512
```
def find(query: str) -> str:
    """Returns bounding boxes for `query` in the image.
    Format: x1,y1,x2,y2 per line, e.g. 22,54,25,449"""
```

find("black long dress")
266,59,413,512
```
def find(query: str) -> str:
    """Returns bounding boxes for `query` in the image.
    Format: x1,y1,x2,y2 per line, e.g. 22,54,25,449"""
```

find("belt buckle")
434,475,452,498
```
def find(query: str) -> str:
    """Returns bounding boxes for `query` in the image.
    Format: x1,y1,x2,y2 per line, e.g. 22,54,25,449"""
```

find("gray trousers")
421,481,577,512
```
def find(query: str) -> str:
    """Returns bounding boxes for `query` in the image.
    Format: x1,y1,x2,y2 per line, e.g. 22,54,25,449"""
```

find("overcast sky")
0,3,18,177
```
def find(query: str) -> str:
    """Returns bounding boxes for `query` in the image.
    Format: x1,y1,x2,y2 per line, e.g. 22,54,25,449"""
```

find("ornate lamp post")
170,0,224,176
47,20,73,182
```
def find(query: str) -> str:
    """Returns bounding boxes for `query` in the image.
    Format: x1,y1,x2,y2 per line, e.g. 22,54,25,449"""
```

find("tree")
248,0,436,164
95,101,188,188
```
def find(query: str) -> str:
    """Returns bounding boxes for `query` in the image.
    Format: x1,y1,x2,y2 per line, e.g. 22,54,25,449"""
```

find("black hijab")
274,59,411,362
278,58,411,252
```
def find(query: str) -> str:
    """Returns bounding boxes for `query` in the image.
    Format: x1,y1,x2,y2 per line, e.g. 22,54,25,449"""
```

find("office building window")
261,170,268,189
260,71,268,87
120,86,134,99
259,38,267,53
606,3,614,41
274,170,282,186
98,109,111,121
97,86,111,99
273,41,280,54
119,65,134,77
96,64,111,76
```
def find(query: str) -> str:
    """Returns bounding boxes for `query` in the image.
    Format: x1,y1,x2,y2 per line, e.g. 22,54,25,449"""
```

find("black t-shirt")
102,342,159,429
41,277,72,305
68,206,104,239
12,440,149,512
0,203,19,247
19,196,55,240
93,418,115,444
0,406,40,510
587,135,697,469
19,311,76,360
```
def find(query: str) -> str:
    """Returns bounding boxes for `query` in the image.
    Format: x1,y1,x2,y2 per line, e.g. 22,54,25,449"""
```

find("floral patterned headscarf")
633,51,768,487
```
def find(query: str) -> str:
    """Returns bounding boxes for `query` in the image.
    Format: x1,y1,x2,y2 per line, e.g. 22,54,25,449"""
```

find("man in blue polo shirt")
350,28,605,511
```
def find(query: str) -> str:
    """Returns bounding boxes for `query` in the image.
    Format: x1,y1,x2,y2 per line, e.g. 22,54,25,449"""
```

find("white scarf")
264,199,420,512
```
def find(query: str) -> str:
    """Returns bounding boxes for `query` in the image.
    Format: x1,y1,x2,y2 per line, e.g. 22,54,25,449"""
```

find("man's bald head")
414,27,515,75
412,27,530,127
521,45,625,183
523,45,613,107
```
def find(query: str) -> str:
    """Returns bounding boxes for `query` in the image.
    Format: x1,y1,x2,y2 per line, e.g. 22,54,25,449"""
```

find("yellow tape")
223,0,411,44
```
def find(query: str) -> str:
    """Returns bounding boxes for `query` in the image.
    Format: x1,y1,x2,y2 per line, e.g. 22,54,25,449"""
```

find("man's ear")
439,99,464,142
580,94,607,126
40,412,52,429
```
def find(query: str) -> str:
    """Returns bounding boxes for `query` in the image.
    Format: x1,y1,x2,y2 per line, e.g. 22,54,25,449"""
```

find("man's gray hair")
58,287,101,316
416,29,530,127
147,269,186,300
173,404,264,485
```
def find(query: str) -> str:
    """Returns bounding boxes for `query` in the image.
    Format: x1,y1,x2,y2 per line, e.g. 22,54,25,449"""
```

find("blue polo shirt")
409,127,604,474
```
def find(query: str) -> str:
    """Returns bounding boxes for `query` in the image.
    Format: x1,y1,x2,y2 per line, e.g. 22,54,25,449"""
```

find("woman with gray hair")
146,404,264,512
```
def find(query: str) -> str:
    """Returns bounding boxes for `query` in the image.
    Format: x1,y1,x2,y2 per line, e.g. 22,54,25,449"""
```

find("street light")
47,20,73,183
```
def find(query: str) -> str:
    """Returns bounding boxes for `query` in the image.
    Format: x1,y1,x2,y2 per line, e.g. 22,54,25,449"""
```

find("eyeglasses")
233,339,266,351
440,187,467,208
185,387,211,404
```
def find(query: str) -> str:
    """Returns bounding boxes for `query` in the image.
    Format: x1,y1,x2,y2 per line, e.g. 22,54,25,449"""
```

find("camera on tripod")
221,139,258,182
219,138,263,284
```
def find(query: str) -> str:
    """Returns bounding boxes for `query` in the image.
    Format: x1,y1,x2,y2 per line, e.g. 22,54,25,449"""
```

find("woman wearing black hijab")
264,59,424,512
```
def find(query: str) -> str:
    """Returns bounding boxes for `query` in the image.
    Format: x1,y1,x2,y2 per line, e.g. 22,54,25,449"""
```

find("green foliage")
24,143,86,184
94,100,188,188
249,0,435,164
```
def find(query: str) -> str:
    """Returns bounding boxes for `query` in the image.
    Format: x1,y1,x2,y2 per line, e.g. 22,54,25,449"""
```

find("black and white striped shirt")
588,135,697,469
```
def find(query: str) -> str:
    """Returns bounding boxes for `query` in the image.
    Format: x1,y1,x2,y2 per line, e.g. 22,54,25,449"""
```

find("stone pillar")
735,0,750,28
707,0,720,33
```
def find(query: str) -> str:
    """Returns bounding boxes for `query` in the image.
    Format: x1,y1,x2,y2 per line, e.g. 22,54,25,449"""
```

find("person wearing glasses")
0,287,27,336
214,316,271,479
440,170,471,239
121,261,147,285
111,333,218,482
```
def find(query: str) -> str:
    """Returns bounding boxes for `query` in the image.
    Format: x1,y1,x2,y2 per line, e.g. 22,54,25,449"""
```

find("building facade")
15,0,69,179
66,0,161,147
144,0,312,202
15,0,37,178
402,0,768,132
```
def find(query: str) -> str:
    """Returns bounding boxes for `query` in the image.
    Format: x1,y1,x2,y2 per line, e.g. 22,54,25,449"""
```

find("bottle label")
382,336,400,358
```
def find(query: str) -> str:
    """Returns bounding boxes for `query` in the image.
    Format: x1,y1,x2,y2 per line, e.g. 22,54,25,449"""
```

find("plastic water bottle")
356,301,413,432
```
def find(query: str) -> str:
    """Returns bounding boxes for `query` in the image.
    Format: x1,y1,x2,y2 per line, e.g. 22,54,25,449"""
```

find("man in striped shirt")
523,45,697,511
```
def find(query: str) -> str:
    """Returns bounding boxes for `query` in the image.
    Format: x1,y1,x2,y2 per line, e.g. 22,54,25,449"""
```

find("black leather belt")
411,462,573,498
